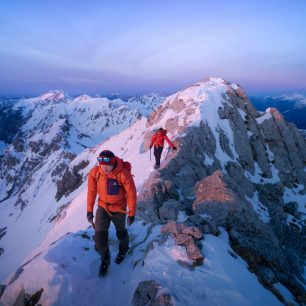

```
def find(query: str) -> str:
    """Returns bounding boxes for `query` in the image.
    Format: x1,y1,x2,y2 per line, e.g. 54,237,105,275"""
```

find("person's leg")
95,207,111,258
111,212,129,263
153,146,158,168
154,147,163,169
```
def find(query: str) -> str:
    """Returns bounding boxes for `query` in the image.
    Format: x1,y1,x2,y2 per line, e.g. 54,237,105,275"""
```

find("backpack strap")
93,167,100,183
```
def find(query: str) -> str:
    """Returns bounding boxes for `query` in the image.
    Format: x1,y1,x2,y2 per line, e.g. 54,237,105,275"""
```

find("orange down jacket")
150,130,175,148
87,157,137,216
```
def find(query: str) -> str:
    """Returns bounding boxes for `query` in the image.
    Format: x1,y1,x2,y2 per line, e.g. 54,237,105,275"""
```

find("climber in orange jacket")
150,128,177,169
87,150,136,276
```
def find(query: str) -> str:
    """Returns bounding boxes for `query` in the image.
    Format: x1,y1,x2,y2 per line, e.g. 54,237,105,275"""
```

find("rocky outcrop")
161,221,204,265
137,171,180,223
133,280,174,306
12,288,43,306
137,79,306,303
192,171,306,304
260,108,306,186
55,168,82,201
0,285,6,299
159,199,184,223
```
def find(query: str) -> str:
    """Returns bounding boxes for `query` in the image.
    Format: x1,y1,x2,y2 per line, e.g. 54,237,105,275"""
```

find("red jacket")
150,130,175,148
87,157,137,216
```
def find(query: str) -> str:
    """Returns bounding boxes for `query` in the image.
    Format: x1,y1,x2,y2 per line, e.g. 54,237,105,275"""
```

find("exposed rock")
193,170,238,214
133,280,158,306
218,127,234,158
159,199,183,223
161,221,204,265
260,112,306,186
224,162,254,198
0,284,6,299
151,293,174,306
55,168,83,201
182,226,203,239
73,160,90,173
186,215,219,236
133,280,174,306
258,266,277,284
160,220,187,236
12,138,24,152
283,201,299,217
12,288,44,306
51,162,68,178
193,171,306,304
137,172,180,223
48,201,72,223
0,227,7,240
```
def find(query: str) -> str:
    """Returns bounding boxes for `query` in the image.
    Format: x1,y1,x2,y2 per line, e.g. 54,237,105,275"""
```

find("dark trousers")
95,206,129,257
154,146,163,167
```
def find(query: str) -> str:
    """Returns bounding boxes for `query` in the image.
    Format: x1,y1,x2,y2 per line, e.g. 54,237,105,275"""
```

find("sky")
0,0,306,96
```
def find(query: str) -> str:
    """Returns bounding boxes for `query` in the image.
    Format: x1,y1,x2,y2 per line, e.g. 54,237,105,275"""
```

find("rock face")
11,288,43,306
250,93,306,129
133,280,174,306
137,78,306,304
161,221,204,265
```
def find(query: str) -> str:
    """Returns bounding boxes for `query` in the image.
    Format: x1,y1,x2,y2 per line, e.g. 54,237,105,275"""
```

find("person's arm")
163,134,175,149
87,168,97,213
121,171,137,216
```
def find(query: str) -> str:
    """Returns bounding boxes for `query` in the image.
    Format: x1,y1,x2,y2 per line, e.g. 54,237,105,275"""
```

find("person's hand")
173,146,177,151
127,216,135,226
149,145,152,149
87,212,94,223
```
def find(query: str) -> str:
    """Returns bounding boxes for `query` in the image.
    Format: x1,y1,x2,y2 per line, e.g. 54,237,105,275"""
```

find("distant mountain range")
250,94,306,129
0,92,164,156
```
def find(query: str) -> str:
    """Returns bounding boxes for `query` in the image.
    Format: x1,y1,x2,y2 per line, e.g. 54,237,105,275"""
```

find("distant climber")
150,128,177,169
87,150,137,277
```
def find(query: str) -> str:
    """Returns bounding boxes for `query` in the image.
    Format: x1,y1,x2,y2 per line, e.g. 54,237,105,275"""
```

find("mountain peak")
73,94,92,102
38,90,71,103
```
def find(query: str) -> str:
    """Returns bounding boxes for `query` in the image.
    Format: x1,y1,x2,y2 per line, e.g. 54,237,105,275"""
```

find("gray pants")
95,206,129,257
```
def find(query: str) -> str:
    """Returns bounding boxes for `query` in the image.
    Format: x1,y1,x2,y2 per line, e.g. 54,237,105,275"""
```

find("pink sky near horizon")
0,0,306,96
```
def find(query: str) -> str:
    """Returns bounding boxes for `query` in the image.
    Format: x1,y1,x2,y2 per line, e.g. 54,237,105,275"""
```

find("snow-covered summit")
37,90,71,103
72,94,92,102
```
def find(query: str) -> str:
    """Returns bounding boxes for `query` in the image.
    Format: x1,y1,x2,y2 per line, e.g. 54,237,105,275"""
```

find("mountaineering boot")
99,248,110,277
115,247,128,264
154,164,160,170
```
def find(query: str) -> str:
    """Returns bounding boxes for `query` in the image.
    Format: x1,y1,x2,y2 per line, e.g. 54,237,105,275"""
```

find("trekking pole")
91,221,95,230
150,147,151,161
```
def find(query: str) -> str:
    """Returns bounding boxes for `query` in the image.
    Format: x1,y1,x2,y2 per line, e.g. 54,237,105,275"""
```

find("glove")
173,146,177,151
149,145,152,149
127,216,135,226
87,212,94,223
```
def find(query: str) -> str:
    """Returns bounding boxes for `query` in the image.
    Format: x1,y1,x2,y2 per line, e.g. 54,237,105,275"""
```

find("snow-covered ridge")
0,77,305,305
0,91,164,283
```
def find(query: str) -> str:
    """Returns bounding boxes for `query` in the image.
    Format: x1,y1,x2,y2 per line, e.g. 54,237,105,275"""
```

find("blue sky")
0,0,306,96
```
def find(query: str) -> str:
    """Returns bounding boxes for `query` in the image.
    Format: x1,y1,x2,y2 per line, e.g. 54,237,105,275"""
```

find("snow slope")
0,117,287,306
0,93,163,282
